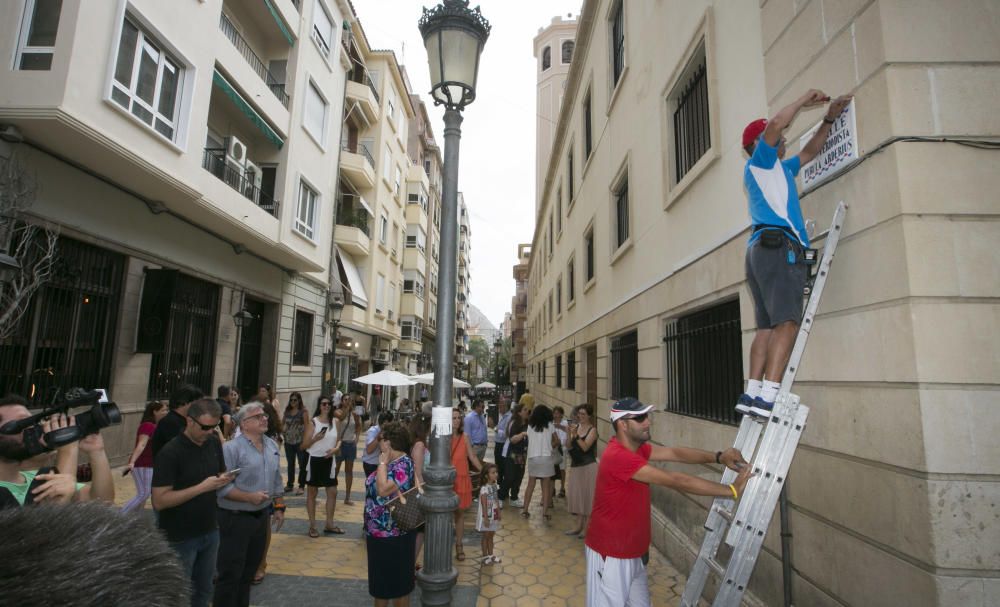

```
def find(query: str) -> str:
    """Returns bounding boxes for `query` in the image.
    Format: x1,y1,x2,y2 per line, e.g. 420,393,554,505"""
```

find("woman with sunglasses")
281,391,308,495
302,395,344,537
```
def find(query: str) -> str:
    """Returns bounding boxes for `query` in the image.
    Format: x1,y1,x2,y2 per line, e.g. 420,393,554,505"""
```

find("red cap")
742,119,767,148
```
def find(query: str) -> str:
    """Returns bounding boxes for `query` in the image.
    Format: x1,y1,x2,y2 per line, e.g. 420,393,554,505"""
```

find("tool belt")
752,225,817,265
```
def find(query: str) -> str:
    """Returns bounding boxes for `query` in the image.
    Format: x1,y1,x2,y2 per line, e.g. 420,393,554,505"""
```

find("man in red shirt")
585,398,753,606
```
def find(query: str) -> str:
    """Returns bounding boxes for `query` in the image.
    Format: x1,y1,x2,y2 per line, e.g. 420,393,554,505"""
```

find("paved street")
113,447,691,606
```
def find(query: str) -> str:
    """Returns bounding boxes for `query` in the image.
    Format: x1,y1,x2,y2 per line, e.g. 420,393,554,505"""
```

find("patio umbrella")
409,373,471,389
353,369,415,386
475,381,497,389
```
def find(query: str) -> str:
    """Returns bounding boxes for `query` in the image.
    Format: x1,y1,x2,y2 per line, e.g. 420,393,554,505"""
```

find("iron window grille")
0,237,124,405
555,354,562,388
672,52,710,183
541,46,551,71
610,330,638,399
583,91,593,158
567,350,576,390
562,40,574,64
664,299,741,425
148,273,219,399
611,1,625,86
585,228,595,281
292,309,313,367
615,175,629,249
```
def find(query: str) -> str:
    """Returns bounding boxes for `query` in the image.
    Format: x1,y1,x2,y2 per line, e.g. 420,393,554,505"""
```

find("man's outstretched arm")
762,89,830,147
799,94,853,165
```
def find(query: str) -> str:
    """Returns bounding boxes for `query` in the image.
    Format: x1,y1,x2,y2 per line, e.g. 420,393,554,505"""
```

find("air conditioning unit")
226,136,248,167
375,349,390,362
243,161,263,202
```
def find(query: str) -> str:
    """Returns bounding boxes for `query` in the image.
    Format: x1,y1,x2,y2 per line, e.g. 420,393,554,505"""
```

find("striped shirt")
217,433,283,512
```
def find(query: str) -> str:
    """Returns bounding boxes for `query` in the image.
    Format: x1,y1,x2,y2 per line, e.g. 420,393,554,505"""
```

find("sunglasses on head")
188,416,216,431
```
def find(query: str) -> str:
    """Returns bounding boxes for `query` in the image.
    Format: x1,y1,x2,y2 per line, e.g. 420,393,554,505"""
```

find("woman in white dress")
520,404,560,521
302,395,343,537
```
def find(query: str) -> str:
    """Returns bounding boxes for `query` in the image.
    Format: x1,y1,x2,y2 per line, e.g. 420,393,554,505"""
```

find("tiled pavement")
113,445,691,606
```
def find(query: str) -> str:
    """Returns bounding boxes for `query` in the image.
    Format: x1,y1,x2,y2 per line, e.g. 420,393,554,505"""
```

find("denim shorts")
339,441,357,462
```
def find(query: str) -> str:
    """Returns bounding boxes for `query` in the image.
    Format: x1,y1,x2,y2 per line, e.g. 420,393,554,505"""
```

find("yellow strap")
729,484,739,500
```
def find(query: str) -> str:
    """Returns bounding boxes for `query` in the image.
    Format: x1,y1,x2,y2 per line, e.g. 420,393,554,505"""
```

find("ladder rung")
705,557,725,577
713,505,734,522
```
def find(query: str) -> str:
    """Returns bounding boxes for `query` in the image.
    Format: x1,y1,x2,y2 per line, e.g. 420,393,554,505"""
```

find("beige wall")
525,1,1000,605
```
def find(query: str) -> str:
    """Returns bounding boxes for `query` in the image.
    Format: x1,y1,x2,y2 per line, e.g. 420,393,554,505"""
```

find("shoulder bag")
386,473,424,531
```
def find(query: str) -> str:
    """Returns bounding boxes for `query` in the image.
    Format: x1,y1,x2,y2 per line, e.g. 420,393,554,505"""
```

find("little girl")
477,463,502,564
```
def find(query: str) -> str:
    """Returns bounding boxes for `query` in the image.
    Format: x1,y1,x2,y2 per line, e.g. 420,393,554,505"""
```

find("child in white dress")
477,463,502,564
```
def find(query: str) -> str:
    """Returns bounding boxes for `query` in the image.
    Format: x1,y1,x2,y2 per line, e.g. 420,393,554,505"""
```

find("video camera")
0,388,122,458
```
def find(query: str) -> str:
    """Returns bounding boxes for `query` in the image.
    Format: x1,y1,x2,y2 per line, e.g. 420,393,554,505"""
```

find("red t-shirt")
133,422,157,468
585,437,652,559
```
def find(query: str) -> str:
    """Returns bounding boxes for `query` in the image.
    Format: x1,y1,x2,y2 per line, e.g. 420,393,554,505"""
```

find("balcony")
219,13,289,108
341,140,376,190
346,68,380,123
202,148,278,216
335,194,372,257
512,329,525,343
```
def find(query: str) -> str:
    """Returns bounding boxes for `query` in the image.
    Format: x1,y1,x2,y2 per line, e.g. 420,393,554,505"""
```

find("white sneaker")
510,499,524,508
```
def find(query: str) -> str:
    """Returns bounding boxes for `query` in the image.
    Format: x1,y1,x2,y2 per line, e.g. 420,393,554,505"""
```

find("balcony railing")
202,148,278,216
219,13,290,108
342,140,376,169
349,67,381,104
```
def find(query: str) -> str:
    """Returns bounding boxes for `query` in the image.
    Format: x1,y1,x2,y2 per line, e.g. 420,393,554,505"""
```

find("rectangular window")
556,276,562,314
611,1,625,87
403,270,425,298
394,166,402,197
311,0,334,57
391,222,399,257
671,44,710,182
16,0,62,70
111,16,183,140
295,181,318,239
548,292,553,326
585,227,595,282
583,90,593,158
567,150,575,201
401,317,423,341
376,274,385,313
548,216,554,259
567,257,575,302
557,191,563,233
567,350,576,390
405,224,427,252
614,172,629,249
292,309,313,367
148,273,219,399
665,300,742,424
378,214,388,244
383,145,392,180
0,237,123,404
304,80,328,143
555,354,563,388
610,330,638,399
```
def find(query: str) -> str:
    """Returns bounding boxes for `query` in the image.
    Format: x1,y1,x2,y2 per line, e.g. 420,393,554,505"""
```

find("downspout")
322,18,353,396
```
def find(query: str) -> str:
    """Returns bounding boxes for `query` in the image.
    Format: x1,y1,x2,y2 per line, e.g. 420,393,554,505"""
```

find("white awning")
336,246,368,308
357,195,374,216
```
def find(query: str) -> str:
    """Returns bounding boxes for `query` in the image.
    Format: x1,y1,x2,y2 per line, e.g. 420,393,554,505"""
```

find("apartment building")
332,28,415,389
0,0,354,458
402,93,442,376
455,193,472,378
509,243,530,395
524,1,999,606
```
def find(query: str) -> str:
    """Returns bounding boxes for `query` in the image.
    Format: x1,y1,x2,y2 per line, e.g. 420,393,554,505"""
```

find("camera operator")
0,395,114,507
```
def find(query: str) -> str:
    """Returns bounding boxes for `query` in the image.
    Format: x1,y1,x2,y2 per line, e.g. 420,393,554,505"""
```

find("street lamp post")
328,294,345,395
417,2,490,605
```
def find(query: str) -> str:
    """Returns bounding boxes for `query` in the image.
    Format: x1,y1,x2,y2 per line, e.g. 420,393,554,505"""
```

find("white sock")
745,379,763,398
760,380,780,403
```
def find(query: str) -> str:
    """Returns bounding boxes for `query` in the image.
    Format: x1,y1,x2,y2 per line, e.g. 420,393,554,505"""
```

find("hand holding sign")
825,95,853,122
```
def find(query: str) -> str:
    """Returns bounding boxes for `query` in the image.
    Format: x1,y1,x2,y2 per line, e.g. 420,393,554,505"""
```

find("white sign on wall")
799,99,858,189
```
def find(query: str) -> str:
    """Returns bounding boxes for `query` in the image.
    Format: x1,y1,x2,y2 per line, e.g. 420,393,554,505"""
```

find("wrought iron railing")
219,13,290,108
350,67,380,104
673,61,710,182
664,300,741,425
342,141,375,169
202,148,279,216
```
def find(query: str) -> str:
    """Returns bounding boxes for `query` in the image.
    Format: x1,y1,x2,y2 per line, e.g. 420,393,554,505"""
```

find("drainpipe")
780,484,793,606
322,17,354,396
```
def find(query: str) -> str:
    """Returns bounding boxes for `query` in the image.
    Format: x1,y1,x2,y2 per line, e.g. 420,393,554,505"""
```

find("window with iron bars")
671,43,710,183
610,330,637,400
148,273,219,399
567,350,576,390
0,236,124,405
555,354,563,387
614,173,629,249
664,299,741,425
610,1,625,86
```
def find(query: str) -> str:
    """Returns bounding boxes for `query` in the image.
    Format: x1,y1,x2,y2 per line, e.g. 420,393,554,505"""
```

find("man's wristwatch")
715,451,723,464
823,116,836,124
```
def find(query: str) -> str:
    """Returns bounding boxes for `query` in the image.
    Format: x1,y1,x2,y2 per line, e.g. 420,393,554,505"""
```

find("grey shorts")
745,237,807,329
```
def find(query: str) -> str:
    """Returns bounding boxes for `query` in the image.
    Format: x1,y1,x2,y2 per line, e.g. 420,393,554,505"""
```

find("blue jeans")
171,529,220,607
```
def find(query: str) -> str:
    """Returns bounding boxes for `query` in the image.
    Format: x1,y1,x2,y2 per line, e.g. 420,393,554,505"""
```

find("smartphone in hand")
226,468,242,476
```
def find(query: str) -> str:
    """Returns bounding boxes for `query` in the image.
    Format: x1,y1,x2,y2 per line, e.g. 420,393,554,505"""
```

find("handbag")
386,475,424,531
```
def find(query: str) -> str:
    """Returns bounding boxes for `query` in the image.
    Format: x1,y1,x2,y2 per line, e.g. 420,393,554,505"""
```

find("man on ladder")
738,89,852,417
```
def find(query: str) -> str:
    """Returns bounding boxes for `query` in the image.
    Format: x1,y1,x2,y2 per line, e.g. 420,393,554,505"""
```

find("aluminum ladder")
680,201,848,607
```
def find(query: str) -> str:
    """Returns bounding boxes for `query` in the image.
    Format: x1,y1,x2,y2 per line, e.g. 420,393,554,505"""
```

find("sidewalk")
112,447,690,606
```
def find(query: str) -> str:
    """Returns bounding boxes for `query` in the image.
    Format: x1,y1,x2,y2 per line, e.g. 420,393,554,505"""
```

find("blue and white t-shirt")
744,136,809,247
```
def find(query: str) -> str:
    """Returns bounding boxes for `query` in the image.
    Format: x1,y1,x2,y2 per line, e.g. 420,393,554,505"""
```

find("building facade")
524,1,999,606
509,243,530,395
0,0,357,458
533,15,578,215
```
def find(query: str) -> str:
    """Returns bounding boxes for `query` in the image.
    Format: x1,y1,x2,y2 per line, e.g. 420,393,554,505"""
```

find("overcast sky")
353,0,583,329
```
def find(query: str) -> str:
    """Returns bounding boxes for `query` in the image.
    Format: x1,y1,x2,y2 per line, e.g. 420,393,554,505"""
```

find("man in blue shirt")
738,89,852,417
464,400,489,463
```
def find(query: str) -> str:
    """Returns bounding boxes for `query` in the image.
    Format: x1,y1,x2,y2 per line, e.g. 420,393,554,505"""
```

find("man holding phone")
152,398,229,607
214,402,285,607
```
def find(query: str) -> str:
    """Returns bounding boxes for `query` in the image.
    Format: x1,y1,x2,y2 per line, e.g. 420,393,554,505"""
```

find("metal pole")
417,108,463,606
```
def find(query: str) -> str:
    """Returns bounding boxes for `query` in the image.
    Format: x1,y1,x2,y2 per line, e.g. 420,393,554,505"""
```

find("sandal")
323,526,346,535
521,511,530,518
456,546,465,561
252,572,265,585
308,527,319,538
482,555,493,565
